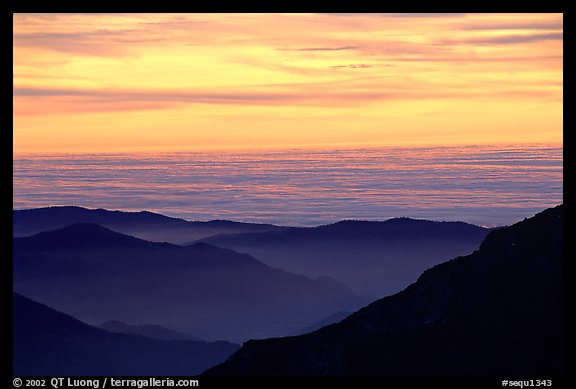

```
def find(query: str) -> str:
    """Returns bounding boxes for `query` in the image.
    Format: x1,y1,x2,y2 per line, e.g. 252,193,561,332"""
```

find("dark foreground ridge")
205,205,563,376
13,293,239,375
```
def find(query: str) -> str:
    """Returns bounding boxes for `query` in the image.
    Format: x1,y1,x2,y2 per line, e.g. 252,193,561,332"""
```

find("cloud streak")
469,32,563,45
380,13,468,18
331,64,373,69
278,46,359,52
461,22,563,31
319,13,468,18
13,29,145,57
13,75,560,116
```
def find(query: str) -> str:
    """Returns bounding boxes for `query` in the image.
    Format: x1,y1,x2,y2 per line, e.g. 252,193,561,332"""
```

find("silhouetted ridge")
98,320,198,341
478,204,562,256
15,206,186,227
14,222,364,342
13,223,154,250
14,206,283,244
11,206,278,228
202,217,489,296
316,218,488,239
205,205,563,376
189,241,220,250
205,217,486,245
289,311,351,336
13,293,239,375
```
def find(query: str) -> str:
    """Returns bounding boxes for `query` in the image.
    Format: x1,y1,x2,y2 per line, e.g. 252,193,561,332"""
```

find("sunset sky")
13,13,563,154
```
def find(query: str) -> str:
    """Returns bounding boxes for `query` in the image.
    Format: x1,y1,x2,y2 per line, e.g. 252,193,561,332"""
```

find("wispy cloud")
379,13,468,18
14,72,560,116
278,46,359,52
331,64,373,69
12,14,215,57
13,29,144,56
461,22,563,31
319,13,468,18
13,87,293,103
469,32,563,45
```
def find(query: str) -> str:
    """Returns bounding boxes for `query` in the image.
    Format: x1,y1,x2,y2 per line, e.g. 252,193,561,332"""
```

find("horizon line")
13,203,557,230
13,140,563,157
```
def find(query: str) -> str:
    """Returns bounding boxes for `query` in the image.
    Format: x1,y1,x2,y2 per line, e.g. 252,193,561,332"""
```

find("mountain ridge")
13,206,283,244
13,293,239,375
201,217,488,242
204,204,563,376
200,217,490,296
14,222,158,250
14,206,492,297
14,222,364,342
97,320,199,341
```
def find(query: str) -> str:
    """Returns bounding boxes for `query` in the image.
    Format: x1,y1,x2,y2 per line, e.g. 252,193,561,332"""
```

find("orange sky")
13,13,563,154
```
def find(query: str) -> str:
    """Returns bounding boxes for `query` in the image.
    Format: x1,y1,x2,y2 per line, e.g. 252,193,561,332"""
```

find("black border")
8,1,568,13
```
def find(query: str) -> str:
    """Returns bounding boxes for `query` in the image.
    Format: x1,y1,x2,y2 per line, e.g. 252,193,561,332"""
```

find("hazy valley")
13,205,563,375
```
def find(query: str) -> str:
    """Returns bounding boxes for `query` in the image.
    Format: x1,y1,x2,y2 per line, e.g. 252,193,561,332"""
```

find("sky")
13,13,563,154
